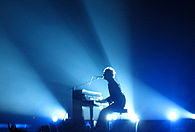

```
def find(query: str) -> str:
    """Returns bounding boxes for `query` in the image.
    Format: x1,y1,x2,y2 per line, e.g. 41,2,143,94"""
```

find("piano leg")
90,106,94,129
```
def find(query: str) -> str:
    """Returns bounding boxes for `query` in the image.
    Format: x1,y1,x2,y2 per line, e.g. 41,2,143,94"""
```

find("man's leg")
95,104,117,131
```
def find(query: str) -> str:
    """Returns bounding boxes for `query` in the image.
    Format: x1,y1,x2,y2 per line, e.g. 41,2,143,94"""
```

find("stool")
107,109,128,131
113,109,128,115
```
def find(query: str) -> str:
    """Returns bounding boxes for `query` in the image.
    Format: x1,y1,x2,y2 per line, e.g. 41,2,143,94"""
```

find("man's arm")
105,96,113,103
97,96,112,103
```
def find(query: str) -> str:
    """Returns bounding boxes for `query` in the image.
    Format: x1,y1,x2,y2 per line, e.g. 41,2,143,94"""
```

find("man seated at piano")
95,67,126,131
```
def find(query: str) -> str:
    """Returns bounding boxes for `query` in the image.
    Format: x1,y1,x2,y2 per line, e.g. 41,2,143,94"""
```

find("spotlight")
130,114,139,123
191,114,195,119
126,113,139,122
99,106,103,111
168,111,178,121
106,113,118,121
52,110,68,122
52,116,58,122
106,114,113,121
58,112,68,120
112,114,118,120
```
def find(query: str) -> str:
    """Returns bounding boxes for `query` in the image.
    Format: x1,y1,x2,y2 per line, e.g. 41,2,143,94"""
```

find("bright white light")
125,113,139,122
99,106,103,110
65,113,68,119
106,113,119,121
58,112,65,119
130,114,139,122
106,114,113,121
52,116,58,122
52,110,68,121
58,112,68,120
168,112,178,121
52,113,68,123
191,114,195,119
112,114,118,120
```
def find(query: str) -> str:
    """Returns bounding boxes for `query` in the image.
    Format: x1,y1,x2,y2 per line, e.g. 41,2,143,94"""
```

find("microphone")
95,76,103,79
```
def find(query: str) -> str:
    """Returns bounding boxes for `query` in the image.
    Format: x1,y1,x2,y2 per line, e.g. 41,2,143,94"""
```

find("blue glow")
0,124,8,128
83,0,192,121
0,0,192,123
0,124,29,128
0,30,66,120
15,124,29,128
131,80,191,120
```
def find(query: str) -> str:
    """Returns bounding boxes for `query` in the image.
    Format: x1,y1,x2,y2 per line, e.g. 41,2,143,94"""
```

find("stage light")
58,112,68,120
112,113,118,120
191,114,195,119
125,113,139,122
52,116,58,122
168,111,178,121
65,113,68,120
106,113,118,121
52,111,68,122
99,105,103,110
106,114,113,121
130,114,139,122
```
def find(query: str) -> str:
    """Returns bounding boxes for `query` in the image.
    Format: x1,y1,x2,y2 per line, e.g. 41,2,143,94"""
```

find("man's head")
103,67,116,80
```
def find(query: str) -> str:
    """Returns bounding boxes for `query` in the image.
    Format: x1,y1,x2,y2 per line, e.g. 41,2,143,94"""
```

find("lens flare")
168,111,178,121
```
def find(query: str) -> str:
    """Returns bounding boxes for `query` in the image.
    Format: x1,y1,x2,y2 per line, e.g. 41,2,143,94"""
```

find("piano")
72,89,103,128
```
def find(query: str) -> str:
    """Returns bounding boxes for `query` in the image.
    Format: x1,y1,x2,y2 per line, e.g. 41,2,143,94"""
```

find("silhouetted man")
95,67,126,131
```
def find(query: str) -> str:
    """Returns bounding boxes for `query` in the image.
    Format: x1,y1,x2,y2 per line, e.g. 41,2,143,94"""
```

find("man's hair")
103,67,116,78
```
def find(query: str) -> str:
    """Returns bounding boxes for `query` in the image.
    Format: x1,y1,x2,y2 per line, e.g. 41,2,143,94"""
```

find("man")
95,67,126,131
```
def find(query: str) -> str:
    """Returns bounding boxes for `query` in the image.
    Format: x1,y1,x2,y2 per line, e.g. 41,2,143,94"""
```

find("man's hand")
96,99,107,103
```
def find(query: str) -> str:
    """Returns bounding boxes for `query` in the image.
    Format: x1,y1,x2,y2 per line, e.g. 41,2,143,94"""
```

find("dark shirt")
106,79,123,103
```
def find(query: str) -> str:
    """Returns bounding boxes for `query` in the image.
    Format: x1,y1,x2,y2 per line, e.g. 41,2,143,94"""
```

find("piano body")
72,89,103,128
